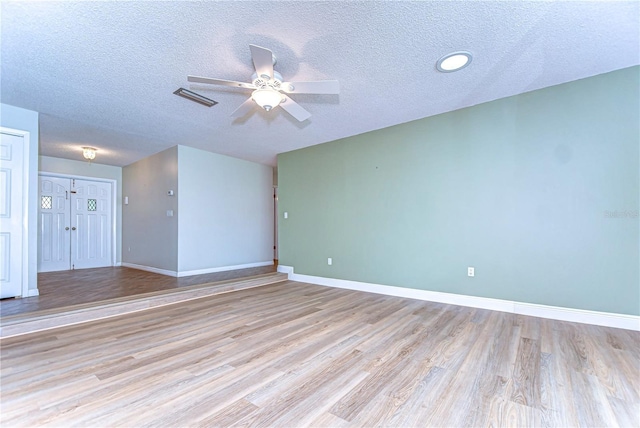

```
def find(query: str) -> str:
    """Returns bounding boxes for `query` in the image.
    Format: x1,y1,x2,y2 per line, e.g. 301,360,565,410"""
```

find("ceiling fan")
188,44,339,122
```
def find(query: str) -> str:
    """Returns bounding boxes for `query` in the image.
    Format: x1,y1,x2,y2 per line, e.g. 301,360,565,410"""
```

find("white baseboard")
27,288,40,297
176,261,273,278
278,266,640,331
121,263,178,277
122,261,274,278
277,265,294,274
114,262,122,267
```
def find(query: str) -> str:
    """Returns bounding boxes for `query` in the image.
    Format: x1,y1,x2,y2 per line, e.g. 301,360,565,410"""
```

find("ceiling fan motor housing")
251,71,283,90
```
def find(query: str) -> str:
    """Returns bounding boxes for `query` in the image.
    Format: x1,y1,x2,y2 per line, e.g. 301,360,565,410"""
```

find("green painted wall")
278,66,640,316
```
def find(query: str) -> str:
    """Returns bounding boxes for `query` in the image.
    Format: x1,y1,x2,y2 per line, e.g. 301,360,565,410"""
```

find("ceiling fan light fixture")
252,88,283,111
436,51,473,72
189,44,338,122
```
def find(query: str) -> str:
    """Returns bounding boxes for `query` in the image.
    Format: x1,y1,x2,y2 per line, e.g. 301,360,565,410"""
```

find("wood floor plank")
331,307,469,423
244,333,365,408
243,350,368,427
569,369,619,427
381,365,451,427
196,398,259,427
309,411,351,428
540,328,583,427
608,395,640,428
1,280,638,427
508,337,541,408
485,397,543,427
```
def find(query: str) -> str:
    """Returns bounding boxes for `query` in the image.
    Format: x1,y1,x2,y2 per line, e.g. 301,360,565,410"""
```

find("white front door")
37,176,113,272
0,132,25,298
71,179,112,270
38,176,71,272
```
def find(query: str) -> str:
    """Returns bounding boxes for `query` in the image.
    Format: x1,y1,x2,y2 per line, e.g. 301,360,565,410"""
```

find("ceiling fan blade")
188,75,255,90
230,97,256,118
249,44,274,80
281,80,340,95
279,95,311,122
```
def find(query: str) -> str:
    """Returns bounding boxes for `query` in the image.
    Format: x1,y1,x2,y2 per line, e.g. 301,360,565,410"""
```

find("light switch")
167,190,174,196
284,212,288,219
124,196,129,205
166,210,174,217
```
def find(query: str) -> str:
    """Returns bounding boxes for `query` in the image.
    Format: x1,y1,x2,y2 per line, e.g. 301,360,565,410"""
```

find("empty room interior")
0,1,638,427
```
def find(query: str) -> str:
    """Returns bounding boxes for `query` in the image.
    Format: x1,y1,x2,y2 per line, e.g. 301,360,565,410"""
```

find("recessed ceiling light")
436,51,473,73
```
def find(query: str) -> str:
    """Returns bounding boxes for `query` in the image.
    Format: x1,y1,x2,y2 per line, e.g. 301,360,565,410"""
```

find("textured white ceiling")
2,1,638,167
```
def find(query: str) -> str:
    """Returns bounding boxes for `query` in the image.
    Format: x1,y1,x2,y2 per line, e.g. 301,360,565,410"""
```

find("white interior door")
38,176,71,272
71,179,112,269
0,132,25,298
38,175,114,272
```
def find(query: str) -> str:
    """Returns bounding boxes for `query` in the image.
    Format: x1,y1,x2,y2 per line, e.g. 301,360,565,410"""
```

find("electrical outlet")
468,267,475,277
328,257,332,265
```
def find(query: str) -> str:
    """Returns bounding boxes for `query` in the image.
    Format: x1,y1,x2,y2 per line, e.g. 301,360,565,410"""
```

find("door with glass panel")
38,176,71,272
38,176,113,272
71,179,112,269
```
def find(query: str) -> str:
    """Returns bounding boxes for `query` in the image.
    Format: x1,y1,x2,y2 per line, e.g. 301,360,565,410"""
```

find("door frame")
38,172,117,268
0,127,31,298
273,185,278,265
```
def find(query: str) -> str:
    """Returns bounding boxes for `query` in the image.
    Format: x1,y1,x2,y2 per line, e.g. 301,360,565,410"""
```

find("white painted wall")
177,146,273,273
122,147,179,272
0,103,39,293
39,156,123,263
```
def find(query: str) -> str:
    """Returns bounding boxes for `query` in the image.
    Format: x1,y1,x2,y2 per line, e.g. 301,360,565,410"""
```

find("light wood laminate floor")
1,281,638,427
0,265,276,317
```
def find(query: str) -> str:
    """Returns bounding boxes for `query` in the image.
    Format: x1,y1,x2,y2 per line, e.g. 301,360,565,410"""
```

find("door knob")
65,227,70,231
71,227,77,231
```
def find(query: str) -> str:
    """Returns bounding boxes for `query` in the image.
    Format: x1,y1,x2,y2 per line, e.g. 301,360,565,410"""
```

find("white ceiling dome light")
436,51,473,72
82,146,97,162
252,88,284,111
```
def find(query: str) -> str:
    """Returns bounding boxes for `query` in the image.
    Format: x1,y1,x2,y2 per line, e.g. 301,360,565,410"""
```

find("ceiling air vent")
173,88,218,107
